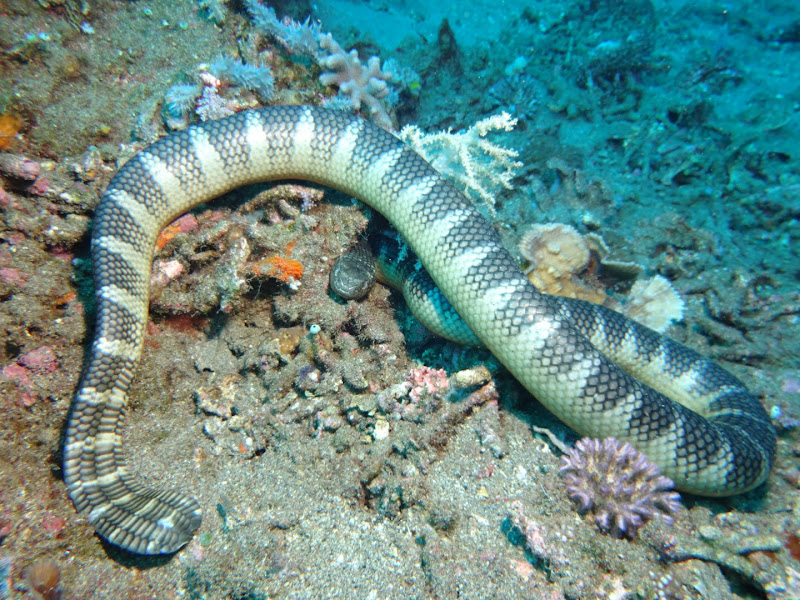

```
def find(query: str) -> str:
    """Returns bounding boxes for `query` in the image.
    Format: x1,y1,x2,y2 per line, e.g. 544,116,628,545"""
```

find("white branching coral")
318,33,393,130
399,113,523,215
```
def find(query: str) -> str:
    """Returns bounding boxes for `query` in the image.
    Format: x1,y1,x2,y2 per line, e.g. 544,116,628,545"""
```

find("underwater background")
0,0,799,598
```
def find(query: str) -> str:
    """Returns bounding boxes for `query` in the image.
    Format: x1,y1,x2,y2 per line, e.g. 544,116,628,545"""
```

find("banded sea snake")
64,106,775,555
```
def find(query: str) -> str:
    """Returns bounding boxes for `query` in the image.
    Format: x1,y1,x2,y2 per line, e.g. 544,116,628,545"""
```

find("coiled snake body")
64,106,775,554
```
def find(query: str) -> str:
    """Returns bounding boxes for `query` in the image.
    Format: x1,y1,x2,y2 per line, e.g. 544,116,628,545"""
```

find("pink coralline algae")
1,346,58,407
405,366,450,402
2,362,31,387
0,267,28,287
559,437,682,539
151,259,184,287
18,346,58,374
0,153,40,182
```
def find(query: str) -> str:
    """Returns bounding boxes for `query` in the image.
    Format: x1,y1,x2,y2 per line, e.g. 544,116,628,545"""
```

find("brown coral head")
518,223,589,273
25,558,62,600
559,437,682,539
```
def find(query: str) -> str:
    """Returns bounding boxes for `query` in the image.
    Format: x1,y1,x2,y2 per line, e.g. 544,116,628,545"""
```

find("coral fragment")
252,255,304,283
0,113,24,150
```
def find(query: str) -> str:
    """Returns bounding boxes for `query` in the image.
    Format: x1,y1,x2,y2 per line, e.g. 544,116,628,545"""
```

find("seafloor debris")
649,558,734,600
0,152,40,182
519,222,603,303
1,0,799,597
650,508,798,600
507,500,569,569
0,112,25,150
622,275,685,333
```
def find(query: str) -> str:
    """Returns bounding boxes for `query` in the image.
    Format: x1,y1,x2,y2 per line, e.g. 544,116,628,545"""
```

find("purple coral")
559,437,682,539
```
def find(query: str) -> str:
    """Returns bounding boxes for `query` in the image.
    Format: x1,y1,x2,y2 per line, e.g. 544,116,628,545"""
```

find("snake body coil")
330,239,377,300
64,106,775,555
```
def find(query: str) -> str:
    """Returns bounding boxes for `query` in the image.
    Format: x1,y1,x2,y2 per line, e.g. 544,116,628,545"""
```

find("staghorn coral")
318,33,393,130
559,437,682,539
242,1,415,129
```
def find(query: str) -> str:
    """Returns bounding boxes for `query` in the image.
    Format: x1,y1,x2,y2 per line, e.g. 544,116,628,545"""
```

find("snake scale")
63,106,775,555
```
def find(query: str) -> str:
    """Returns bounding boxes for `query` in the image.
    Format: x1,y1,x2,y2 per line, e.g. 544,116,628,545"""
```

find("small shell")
25,558,62,600
623,275,684,333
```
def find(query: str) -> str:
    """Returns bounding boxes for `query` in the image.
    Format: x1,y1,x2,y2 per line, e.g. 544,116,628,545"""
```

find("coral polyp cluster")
559,437,682,539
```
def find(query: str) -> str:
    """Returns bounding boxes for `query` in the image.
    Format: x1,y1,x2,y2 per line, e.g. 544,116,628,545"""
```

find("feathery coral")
243,0,321,57
163,83,202,129
210,57,274,102
196,0,227,23
399,113,522,215
559,437,682,539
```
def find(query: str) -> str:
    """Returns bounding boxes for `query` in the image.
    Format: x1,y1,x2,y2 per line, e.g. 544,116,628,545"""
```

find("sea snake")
63,105,775,555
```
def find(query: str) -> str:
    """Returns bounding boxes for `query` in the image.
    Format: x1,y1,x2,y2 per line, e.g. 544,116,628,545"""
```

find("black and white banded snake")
63,106,775,554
